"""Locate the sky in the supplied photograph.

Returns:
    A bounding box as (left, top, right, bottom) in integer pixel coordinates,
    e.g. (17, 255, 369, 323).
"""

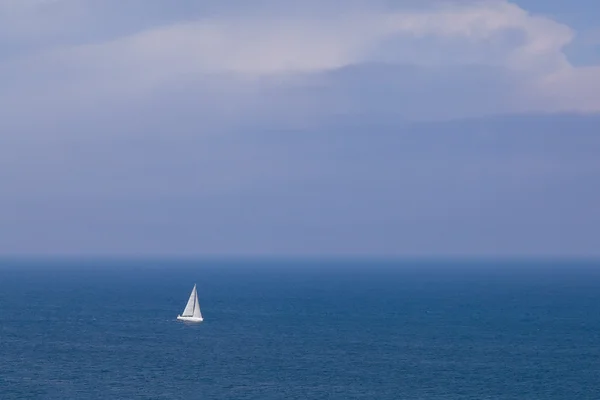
(0, 0, 599, 257)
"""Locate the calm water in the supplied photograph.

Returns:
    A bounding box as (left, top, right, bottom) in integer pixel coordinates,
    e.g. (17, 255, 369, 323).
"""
(1, 259, 600, 399)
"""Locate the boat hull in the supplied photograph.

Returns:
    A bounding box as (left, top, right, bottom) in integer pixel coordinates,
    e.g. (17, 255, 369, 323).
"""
(177, 315, 203, 323)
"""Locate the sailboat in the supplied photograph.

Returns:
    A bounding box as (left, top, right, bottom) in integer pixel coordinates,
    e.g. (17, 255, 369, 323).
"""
(177, 284, 204, 322)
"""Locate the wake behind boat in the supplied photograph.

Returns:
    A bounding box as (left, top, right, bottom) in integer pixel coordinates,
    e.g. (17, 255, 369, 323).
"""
(177, 284, 204, 322)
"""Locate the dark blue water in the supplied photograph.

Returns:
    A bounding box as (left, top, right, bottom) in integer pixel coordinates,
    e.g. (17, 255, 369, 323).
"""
(1, 259, 600, 399)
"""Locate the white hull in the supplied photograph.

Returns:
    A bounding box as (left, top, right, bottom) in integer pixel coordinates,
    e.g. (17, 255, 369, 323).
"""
(177, 315, 203, 323)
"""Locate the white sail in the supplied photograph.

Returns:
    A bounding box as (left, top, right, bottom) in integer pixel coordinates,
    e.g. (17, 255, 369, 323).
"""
(192, 288, 202, 320)
(178, 284, 203, 322)
(181, 284, 197, 316)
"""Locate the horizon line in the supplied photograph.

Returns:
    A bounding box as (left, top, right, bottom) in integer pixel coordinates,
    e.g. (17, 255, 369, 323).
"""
(1, 254, 599, 263)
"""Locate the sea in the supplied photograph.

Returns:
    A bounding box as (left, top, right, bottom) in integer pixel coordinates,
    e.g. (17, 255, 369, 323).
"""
(1, 259, 599, 399)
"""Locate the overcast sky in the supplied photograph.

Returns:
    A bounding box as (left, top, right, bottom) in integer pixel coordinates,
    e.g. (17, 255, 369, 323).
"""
(1, 0, 599, 257)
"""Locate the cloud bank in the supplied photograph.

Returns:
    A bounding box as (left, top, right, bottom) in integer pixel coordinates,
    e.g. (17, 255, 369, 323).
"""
(1, 0, 600, 132)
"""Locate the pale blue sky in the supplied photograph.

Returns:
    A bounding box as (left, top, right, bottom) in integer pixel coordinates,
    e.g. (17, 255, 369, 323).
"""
(0, 0, 599, 257)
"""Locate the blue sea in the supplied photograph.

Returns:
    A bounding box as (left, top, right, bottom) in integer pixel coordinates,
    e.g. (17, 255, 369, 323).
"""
(1, 259, 599, 399)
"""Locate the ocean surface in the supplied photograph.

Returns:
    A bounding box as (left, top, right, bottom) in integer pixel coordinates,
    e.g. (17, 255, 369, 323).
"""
(1, 259, 600, 399)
